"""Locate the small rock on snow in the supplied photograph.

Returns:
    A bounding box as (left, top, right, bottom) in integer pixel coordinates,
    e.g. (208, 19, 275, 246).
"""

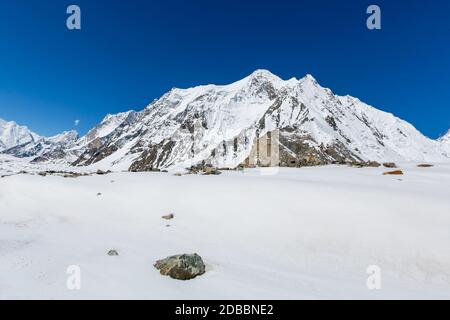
(108, 250, 119, 256)
(154, 254, 206, 280)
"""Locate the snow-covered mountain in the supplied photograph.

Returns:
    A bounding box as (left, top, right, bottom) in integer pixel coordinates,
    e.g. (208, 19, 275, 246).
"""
(0, 118, 40, 152)
(439, 129, 450, 155)
(1, 112, 137, 164)
(4, 130, 78, 162)
(69, 111, 139, 165)
(68, 70, 450, 170)
(3, 70, 450, 169)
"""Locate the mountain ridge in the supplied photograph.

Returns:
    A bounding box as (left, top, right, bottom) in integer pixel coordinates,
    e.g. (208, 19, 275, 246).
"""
(2, 70, 450, 169)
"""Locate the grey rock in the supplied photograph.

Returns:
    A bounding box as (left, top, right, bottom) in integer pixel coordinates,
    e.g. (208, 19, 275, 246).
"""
(154, 253, 206, 280)
(108, 249, 119, 256)
(162, 214, 174, 220)
(96, 169, 111, 175)
(202, 166, 221, 175)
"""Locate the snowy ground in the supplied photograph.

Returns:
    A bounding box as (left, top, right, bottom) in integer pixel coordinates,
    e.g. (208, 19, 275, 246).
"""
(1, 158, 450, 299)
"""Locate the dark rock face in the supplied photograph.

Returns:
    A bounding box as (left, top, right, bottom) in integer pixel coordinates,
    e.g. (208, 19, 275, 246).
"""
(154, 254, 206, 280)
(278, 131, 362, 168)
(129, 140, 176, 172)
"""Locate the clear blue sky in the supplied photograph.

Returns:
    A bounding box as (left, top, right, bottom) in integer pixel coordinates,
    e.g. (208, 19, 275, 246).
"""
(0, 0, 449, 138)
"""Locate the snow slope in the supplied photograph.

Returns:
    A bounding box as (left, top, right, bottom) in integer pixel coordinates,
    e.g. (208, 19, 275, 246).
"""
(1, 164, 450, 299)
(0, 154, 89, 177)
(439, 129, 450, 154)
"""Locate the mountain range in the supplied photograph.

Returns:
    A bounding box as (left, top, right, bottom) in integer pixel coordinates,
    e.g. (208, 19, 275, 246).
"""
(2, 70, 450, 170)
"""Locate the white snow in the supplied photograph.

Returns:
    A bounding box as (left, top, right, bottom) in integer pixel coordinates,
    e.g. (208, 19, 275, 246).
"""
(93, 112, 134, 139)
(439, 129, 450, 154)
(1, 162, 450, 299)
(0, 154, 89, 177)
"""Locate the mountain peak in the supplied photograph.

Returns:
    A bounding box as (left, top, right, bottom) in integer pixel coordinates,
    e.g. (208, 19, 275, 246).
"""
(48, 130, 79, 143)
(244, 69, 282, 83)
(248, 69, 277, 77)
(303, 74, 317, 82)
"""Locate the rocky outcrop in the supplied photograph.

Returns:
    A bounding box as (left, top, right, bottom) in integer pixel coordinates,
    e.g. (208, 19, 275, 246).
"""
(154, 254, 206, 280)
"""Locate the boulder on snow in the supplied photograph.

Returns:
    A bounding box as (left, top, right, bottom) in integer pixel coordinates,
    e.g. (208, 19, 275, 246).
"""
(365, 161, 381, 167)
(108, 250, 119, 256)
(417, 164, 434, 168)
(154, 253, 206, 280)
(350, 161, 381, 168)
(202, 166, 221, 175)
(96, 169, 111, 175)
(383, 162, 397, 168)
(162, 214, 174, 220)
(383, 170, 404, 175)
(187, 164, 221, 175)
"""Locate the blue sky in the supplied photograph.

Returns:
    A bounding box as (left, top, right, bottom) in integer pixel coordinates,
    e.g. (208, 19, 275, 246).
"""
(0, 0, 449, 138)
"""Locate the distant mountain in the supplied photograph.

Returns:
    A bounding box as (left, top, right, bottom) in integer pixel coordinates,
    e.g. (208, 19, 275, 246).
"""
(2, 70, 450, 169)
(4, 130, 78, 163)
(0, 118, 40, 152)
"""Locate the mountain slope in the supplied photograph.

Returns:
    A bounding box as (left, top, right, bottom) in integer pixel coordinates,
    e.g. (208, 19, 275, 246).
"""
(68, 70, 449, 171)
(0, 118, 40, 152)
(439, 129, 450, 155)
